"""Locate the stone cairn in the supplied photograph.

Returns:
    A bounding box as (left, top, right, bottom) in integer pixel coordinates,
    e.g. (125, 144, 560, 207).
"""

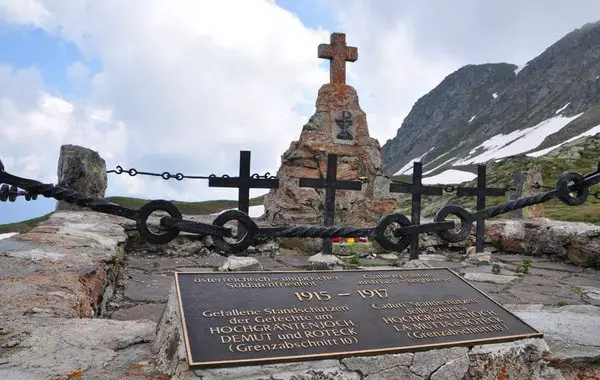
(56, 144, 107, 211)
(263, 33, 397, 228)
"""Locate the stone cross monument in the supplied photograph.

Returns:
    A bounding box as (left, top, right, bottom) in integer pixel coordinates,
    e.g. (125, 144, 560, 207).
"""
(318, 32, 358, 85)
(263, 32, 397, 229)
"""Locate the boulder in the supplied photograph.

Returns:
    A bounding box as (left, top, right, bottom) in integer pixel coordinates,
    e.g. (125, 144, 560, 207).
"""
(56, 144, 107, 211)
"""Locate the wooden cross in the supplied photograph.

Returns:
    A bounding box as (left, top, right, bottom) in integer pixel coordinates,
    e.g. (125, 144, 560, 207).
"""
(457, 165, 507, 253)
(318, 33, 358, 85)
(299, 154, 362, 255)
(209, 150, 279, 216)
(389, 162, 443, 259)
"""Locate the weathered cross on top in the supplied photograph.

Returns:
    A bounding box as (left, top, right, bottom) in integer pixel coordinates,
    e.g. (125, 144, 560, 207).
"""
(209, 150, 279, 219)
(457, 165, 507, 253)
(318, 33, 358, 85)
(389, 162, 443, 259)
(299, 154, 362, 255)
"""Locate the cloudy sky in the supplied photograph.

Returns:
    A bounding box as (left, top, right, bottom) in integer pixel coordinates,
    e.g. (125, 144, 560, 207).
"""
(1, 0, 599, 224)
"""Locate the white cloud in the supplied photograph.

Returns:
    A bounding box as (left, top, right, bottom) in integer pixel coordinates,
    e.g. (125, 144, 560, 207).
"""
(0, 0, 330, 202)
(0, 0, 49, 25)
(0, 65, 127, 183)
(328, 0, 458, 143)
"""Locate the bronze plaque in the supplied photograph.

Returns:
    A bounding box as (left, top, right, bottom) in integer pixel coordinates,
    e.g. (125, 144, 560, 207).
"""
(174, 268, 542, 367)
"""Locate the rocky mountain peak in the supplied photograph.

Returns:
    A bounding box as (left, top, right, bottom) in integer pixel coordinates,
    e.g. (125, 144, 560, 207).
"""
(382, 20, 600, 177)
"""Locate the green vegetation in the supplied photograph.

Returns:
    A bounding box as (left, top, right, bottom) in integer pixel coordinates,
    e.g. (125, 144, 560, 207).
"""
(491, 263, 501, 274)
(515, 258, 532, 275)
(446, 252, 458, 261)
(0, 213, 52, 234)
(557, 300, 568, 307)
(0, 195, 266, 233)
(106, 195, 265, 215)
(397, 134, 600, 225)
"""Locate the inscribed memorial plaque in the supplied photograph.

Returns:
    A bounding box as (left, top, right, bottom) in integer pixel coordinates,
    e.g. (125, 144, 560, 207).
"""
(174, 268, 542, 367)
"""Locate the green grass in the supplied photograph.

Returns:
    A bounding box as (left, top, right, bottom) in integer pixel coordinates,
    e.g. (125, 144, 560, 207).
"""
(403, 134, 600, 225)
(106, 195, 265, 215)
(0, 213, 52, 234)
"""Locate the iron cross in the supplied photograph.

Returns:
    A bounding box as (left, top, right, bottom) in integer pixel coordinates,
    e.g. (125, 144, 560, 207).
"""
(299, 154, 362, 254)
(318, 33, 358, 85)
(389, 162, 443, 260)
(209, 151, 279, 216)
(457, 165, 507, 253)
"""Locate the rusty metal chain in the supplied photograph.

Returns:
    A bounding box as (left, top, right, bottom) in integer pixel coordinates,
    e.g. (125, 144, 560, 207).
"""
(2, 158, 599, 256)
(107, 165, 276, 181)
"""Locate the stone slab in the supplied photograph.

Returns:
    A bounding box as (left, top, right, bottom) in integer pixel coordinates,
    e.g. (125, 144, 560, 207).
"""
(274, 252, 313, 268)
(463, 272, 519, 284)
(111, 303, 167, 323)
(126, 256, 200, 272)
(123, 271, 174, 302)
(254, 256, 290, 270)
(515, 305, 600, 362)
(0, 317, 156, 379)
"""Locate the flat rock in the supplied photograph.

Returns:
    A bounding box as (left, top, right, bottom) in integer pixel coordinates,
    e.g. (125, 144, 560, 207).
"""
(126, 256, 200, 272)
(515, 305, 600, 362)
(400, 260, 433, 269)
(418, 254, 448, 261)
(110, 303, 167, 323)
(275, 253, 312, 268)
(254, 255, 290, 270)
(463, 272, 519, 284)
(430, 354, 470, 380)
(412, 347, 468, 377)
(218, 256, 263, 271)
(581, 286, 600, 302)
(123, 271, 174, 302)
(190, 255, 228, 268)
(0, 317, 155, 379)
(379, 253, 399, 260)
(341, 353, 413, 375)
(309, 253, 343, 269)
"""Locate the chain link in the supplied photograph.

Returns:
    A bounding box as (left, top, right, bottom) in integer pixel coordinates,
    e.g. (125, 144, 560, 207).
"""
(107, 165, 276, 181)
(2, 159, 599, 256)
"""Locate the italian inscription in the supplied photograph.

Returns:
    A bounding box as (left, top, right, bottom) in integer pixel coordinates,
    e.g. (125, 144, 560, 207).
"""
(175, 268, 542, 367)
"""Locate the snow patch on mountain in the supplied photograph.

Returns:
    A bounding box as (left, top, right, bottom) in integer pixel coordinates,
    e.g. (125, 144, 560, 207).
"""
(423, 169, 476, 184)
(492, 92, 498, 99)
(394, 147, 434, 175)
(527, 123, 600, 157)
(555, 102, 570, 114)
(424, 157, 457, 175)
(453, 113, 584, 165)
(469, 115, 477, 123)
(514, 63, 528, 76)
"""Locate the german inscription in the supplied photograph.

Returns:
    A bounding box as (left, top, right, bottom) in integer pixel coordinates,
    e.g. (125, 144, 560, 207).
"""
(175, 268, 542, 367)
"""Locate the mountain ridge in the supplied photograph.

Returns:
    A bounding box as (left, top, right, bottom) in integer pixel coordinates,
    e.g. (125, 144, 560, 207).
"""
(382, 20, 600, 176)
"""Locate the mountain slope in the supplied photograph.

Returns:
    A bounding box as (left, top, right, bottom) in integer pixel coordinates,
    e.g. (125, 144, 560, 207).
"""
(382, 21, 600, 176)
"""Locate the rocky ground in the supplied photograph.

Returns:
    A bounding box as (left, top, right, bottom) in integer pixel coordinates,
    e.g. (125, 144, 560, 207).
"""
(0, 210, 599, 379)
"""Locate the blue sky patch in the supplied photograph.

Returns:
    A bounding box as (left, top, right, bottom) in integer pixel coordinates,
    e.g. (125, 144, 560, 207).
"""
(0, 22, 101, 95)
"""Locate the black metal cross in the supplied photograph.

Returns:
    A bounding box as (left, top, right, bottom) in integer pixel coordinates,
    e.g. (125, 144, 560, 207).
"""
(389, 162, 443, 260)
(457, 164, 506, 253)
(299, 154, 362, 255)
(209, 150, 279, 216)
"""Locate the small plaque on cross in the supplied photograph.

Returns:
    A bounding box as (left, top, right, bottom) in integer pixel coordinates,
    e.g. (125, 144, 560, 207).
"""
(332, 110, 355, 144)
